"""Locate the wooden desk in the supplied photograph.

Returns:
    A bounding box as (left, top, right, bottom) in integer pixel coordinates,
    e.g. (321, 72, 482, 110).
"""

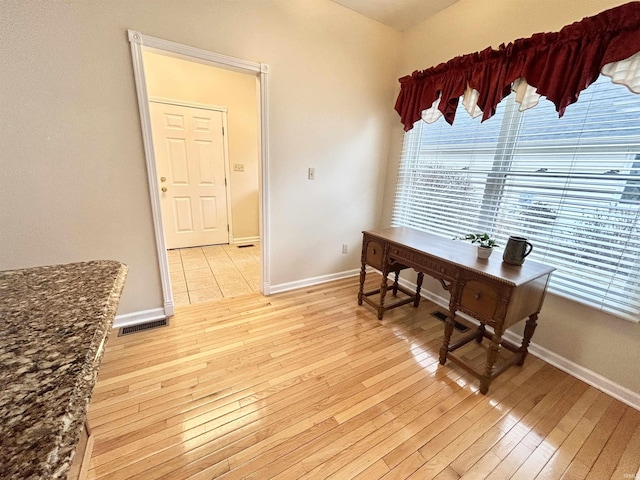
(358, 226, 555, 394)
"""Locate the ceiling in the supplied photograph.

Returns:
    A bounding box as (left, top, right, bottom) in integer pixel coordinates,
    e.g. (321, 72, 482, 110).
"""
(331, 0, 461, 31)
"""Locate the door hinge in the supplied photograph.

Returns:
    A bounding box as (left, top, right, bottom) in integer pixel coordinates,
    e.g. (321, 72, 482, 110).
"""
(222, 126, 225, 136)
(225, 178, 227, 187)
(227, 224, 230, 232)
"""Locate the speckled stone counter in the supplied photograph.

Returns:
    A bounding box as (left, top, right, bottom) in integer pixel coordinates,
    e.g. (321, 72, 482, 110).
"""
(0, 260, 127, 479)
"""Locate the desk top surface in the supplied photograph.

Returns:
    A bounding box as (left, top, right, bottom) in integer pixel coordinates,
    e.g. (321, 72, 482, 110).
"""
(0, 260, 127, 479)
(364, 226, 555, 287)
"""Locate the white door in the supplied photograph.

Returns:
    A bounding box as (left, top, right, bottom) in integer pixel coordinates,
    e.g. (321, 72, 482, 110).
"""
(150, 102, 229, 249)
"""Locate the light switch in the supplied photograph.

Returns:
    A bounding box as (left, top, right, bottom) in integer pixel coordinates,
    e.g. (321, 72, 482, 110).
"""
(308, 167, 315, 180)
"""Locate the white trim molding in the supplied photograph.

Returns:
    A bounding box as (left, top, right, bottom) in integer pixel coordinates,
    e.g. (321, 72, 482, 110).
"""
(128, 30, 263, 72)
(233, 236, 260, 246)
(164, 299, 174, 318)
(128, 32, 173, 319)
(501, 330, 640, 411)
(148, 96, 227, 113)
(258, 62, 270, 296)
(113, 308, 167, 329)
(127, 30, 271, 309)
(221, 110, 234, 245)
(116, 269, 365, 327)
(269, 269, 363, 294)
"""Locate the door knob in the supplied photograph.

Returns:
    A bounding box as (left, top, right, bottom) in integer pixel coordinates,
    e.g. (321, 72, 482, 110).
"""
(160, 177, 166, 182)
(161, 187, 167, 192)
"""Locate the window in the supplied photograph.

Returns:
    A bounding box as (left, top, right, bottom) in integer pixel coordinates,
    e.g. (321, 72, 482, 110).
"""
(392, 76, 640, 321)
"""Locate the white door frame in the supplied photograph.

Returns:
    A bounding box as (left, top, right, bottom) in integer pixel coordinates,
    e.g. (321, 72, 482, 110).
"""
(149, 97, 234, 246)
(128, 30, 271, 318)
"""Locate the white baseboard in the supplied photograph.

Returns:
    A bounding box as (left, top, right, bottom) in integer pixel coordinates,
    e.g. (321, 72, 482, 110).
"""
(163, 299, 174, 318)
(269, 268, 362, 294)
(113, 268, 361, 329)
(232, 236, 260, 246)
(501, 330, 640, 411)
(397, 277, 640, 411)
(113, 307, 167, 329)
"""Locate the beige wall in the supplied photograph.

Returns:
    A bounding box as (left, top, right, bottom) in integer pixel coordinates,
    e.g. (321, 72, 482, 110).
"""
(143, 51, 259, 241)
(0, 1, 400, 314)
(380, 0, 640, 394)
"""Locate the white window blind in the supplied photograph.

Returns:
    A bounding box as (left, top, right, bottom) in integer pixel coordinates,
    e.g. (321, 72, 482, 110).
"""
(392, 76, 640, 322)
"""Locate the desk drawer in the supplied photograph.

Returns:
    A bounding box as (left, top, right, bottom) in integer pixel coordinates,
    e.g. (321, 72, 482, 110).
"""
(460, 280, 499, 321)
(365, 240, 385, 270)
(388, 246, 455, 279)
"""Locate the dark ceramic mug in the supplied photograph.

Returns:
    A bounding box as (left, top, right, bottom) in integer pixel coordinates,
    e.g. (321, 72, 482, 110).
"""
(502, 236, 533, 265)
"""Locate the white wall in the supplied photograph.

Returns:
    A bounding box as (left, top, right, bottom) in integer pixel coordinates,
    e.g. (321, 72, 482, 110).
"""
(0, 0, 401, 313)
(380, 0, 640, 394)
(143, 51, 260, 241)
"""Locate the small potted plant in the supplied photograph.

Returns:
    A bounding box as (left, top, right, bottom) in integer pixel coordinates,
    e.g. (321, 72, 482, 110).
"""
(458, 233, 499, 259)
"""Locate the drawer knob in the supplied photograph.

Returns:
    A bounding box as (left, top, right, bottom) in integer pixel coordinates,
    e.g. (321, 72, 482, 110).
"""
(372, 249, 376, 255)
(475, 291, 482, 300)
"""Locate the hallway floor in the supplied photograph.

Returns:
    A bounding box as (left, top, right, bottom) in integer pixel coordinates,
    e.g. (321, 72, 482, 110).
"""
(167, 243, 260, 306)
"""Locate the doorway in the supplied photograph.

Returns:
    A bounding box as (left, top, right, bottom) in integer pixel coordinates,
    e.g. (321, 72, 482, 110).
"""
(167, 244, 261, 304)
(129, 30, 271, 316)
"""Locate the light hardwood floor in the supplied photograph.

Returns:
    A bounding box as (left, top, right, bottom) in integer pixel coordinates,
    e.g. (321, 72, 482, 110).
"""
(87, 275, 640, 479)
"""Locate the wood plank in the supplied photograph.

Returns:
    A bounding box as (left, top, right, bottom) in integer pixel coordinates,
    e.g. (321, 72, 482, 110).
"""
(451, 373, 581, 477)
(245, 371, 461, 480)
(457, 376, 587, 480)
(84, 277, 638, 480)
(407, 365, 566, 479)
(584, 405, 640, 480)
(381, 360, 550, 472)
(608, 409, 640, 480)
(488, 385, 601, 479)
(519, 393, 614, 479)
(550, 399, 626, 479)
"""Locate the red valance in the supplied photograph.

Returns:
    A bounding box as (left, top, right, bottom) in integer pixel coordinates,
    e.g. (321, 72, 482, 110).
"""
(395, 2, 640, 131)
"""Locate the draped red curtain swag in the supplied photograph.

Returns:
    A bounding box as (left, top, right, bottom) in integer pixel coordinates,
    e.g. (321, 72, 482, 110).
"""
(395, 2, 640, 131)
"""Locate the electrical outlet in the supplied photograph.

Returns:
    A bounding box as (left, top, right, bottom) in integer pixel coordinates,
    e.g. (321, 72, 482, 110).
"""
(308, 167, 315, 180)
(342, 244, 348, 254)
(233, 163, 244, 172)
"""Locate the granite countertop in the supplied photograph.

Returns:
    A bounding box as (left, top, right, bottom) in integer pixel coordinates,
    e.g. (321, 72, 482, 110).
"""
(0, 260, 127, 479)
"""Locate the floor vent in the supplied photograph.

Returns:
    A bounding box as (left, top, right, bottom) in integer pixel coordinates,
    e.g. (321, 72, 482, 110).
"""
(431, 310, 469, 332)
(118, 318, 168, 336)
(237, 244, 254, 248)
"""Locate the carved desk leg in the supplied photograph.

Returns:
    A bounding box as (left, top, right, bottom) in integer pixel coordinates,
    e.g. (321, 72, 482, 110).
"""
(414, 272, 424, 307)
(475, 323, 486, 343)
(517, 313, 538, 366)
(377, 264, 390, 320)
(440, 285, 460, 364)
(480, 326, 504, 394)
(392, 267, 400, 296)
(439, 314, 456, 365)
(357, 260, 366, 306)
